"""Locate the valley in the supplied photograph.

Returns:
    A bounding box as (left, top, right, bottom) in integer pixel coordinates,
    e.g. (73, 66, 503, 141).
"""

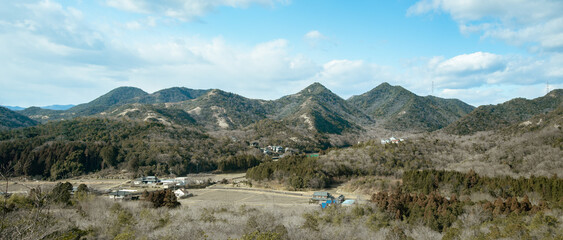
(1, 83, 561, 239)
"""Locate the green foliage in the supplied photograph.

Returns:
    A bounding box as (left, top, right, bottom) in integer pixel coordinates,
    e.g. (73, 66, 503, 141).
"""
(246, 155, 330, 189)
(0, 106, 37, 130)
(217, 155, 262, 172)
(446, 89, 562, 135)
(301, 212, 319, 231)
(0, 118, 268, 178)
(321, 140, 432, 177)
(403, 169, 563, 203)
(347, 82, 474, 132)
(69, 86, 148, 116)
(144, 190, 180, 208)
(50, 182, 73, 205)
(371, 189, 465, 232)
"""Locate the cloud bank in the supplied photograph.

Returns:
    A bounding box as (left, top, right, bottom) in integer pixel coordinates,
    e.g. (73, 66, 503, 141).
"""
(0, 0, 561, 108)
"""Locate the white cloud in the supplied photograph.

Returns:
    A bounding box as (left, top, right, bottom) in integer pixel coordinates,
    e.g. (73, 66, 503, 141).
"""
(305, 30, 325, 40)
(436, 52, 505, 76)
(408, 0, 563, 52)
(106, 0, 288, 21)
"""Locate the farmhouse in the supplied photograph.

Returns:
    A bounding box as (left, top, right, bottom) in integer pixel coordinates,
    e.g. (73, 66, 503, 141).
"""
(108, 190, 140, 201)
(174, 189, 193, 199)
(133, 176, 160, 185)
(312, 191, 333, 201)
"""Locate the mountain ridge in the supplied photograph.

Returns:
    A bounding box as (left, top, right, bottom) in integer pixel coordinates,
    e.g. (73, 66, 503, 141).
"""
(0, 106, 38, 130)
(445, 89, 563, 135)
(348, 82, 475, 132)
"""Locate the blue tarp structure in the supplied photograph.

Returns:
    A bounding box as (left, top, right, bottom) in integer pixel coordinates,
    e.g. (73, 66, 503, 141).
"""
(321, 202, 327, 209)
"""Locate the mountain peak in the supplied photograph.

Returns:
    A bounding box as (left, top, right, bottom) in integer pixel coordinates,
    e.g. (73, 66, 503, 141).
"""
(299, 82, 332, 95)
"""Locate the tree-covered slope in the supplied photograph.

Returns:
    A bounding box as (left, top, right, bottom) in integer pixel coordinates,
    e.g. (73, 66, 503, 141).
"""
(173, 89, 269, 129)
(348, 82, 474, 132)
(101, 103, 198, 126)
(0, 106, 38, 130)
(136, 87, 209, 104)
(0, 117, 265, 179)
(445, 89, 562, 135)
(269, 82, 372, 134)
(68, 86, 149, 116)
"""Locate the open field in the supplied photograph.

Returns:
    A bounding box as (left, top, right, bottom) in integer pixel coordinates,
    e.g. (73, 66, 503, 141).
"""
(180, 188, 313, 208)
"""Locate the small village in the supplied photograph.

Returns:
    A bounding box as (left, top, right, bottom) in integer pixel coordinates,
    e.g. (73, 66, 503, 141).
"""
(250, 141, 299, 160)
(380, 136, 405, 145)
(102, 175, 357, 209)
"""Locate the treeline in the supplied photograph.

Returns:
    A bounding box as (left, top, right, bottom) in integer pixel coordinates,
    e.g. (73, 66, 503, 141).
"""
(217, 155, 262, 172)
(483, 196, 546, 216)
(320, 140, 432, 177)
(370, 189, 549, 233)
(246, 156, 330, 189)
(402, 169, 563, 203)
(0, 118, 261, 179)
(371, 189, 464, 232)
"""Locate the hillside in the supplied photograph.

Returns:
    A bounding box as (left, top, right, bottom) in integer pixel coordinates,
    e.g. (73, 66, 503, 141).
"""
(68, 86, 149, 116)
(348, 82, 474, 131)
(269, 82, 372, 134)
(0, 106, 38, 130)
(100, 104, 198, 126)
(0, 117, 267, 179)
(173, 89, 269, 129)
(136, 87, 209, 104)
(445, 89, 563, 135)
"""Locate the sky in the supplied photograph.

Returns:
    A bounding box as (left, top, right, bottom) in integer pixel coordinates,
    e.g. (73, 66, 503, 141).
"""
(1, 0, 562, 107)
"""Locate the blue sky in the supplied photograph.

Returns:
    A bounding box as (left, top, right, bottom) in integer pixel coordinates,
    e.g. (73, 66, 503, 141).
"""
(1, 0, 562, 107)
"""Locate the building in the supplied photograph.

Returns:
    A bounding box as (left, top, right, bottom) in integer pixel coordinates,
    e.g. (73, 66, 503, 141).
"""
(312, 191, 333, 201)
(174, 189, 193, 199)
(108, 190, 139, 201)
(342, 199, 356, 206)
(273, 146, 284, 153)
(133, 176, 160, 185)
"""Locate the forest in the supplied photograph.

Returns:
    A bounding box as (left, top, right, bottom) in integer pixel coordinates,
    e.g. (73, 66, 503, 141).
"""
(0, 118, 270, 179)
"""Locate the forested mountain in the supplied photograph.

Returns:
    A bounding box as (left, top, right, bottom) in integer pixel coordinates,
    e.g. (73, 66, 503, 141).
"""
(269, 82, 372, 134)
(445, 89, 563, 135)
(348, 82, 475, 131)
(0, 106, 37, 130)
(67, 86, 149, 116)
(135, 87, 209, 104)
(0, 118, 267, 179)
(173, 89, 269, 129)
(15, 83, 478, 133)
(101, 104, 198, 126)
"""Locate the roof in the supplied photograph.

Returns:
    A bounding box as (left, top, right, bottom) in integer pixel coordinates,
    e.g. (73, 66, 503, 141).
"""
(109, 190, 134, 196)
(313, 191, 329, 196)
(342, 199, 356, 205)
(175, 189, 189, 194)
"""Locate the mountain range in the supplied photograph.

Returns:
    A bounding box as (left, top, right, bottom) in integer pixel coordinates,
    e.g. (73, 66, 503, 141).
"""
(2, 83, 561, 136)
(0, 106, 37, 130)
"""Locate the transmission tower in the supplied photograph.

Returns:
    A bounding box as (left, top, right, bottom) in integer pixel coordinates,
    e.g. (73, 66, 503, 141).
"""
(546, 79, 550, 94)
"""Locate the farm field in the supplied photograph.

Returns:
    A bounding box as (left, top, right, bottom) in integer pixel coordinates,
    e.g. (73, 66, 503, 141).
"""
(180, 188, 312, 207)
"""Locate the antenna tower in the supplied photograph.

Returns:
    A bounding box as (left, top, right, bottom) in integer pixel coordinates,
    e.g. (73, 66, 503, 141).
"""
(546, 79, 549, 94)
